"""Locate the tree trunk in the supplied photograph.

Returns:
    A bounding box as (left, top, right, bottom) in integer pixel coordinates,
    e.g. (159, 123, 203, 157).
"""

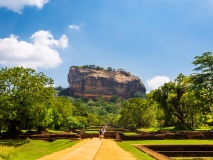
(37, 126, 47, 134)
(8, 121, 21, 134)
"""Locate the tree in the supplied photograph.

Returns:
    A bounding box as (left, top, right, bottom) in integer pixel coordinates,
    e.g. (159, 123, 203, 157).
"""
(87, 113, 99, 126)
(64, 116, 83, 130)
(180, 89, 205, 128)
(73, 102, 87, 117)
(150, 83, 171, 127)
(0, 67, 55, 132)
(151, 74, 204, 129)
(109, 95, 120, 103)
(107, 67, 112, 71)
(192, 52, 213, 107)
(51, 96, 73, 129)
(133, 91, 146, 98)
(146, 92, 165, 130)
(55, 86, 63, 91)
(58, 88, 70, 96)
(119, 98, 155, 130)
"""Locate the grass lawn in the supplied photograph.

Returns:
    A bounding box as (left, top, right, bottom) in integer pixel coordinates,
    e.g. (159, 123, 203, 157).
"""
(117, 139, 213, 160)
(85, 130, 99, 134)
(0, 139, 80, 160)
(1, 138, 213, 160)
(123, 132, 139, 136)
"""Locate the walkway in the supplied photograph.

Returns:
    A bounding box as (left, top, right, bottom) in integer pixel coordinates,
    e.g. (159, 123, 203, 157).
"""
(37, 138, 136, 160)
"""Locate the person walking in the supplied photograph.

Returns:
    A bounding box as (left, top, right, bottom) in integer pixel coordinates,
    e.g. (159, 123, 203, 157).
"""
(99, 127, 104, 139)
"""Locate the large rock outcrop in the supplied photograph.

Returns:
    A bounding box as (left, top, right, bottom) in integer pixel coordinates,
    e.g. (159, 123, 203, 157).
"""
(68, 66, 146, 100)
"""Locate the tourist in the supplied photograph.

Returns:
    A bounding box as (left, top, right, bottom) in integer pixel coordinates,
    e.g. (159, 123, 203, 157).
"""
(99, 128, 104, 139)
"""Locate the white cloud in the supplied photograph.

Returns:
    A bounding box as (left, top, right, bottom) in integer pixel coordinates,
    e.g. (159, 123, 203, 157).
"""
(0, 0, 49, 13)
(146, 76, 170, 91)
(68, 25, 80, 31)
(0, 30, 68, 69)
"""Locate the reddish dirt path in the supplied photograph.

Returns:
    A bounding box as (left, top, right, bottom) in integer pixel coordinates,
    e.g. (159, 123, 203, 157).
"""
(37, 138, 136, 160)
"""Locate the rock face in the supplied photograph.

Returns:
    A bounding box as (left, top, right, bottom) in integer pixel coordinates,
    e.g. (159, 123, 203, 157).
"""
(68, 66, 146, 100)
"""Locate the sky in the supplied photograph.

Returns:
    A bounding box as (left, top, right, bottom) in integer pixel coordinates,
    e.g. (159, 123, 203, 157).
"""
(0, 0, 213, 92)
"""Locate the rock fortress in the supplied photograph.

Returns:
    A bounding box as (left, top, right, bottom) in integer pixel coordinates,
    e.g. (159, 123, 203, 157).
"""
(68, 66, 146, 100)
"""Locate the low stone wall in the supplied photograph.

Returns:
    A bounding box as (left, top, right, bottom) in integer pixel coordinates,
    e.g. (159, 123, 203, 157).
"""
(140, 144, 213, 158)
(1, 133, 79, 141)
(1, 130, 213, 141)
(120, 131, 213, 140)
(80, 131, 117, 139)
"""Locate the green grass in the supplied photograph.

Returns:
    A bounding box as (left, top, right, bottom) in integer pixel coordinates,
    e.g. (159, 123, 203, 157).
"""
(194, 126, 212, 131)
(0, 146, 14, 160)
(0, 139, 80, 160)
(117, 141, 155, 160)
(139, 125, 213, 132)
(138, 128, 159, 132)
(47, 129, 67, 133)
(117, 139, 213, 160)
(85, 130, 99, 134)
(123, 132, 139, 136)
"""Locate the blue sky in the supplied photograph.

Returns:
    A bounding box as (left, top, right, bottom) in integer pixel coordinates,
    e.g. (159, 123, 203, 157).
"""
(0, 0, 213, 92)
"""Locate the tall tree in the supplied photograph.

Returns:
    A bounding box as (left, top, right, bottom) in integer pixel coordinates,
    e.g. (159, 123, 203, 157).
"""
(151, 74, 204, 129)
(51, 96, 73, 129)
(119, 98, 155, 130)
(192, 52, 213, 107)
(0, 67, 55, 132)
(150, 83, 171, 127)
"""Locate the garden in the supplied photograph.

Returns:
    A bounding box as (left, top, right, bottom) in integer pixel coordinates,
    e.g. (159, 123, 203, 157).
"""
(1, 52, 213, 159)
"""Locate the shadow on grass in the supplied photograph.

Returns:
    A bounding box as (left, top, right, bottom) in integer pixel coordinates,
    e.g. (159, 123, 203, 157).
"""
(0, 139, 30, 147)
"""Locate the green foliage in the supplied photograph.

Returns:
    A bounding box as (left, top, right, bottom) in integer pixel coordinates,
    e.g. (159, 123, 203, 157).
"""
(51, 96, 73, 129)
(73, 102, 88, 117)
(87, 113, 99, 126)
(71, 65, 124, 72)
(81, 65, 105, 70)
(109, 95, 120, 103)
(3, 52, 213, 133)
(107, 67, 113, 71)
(58, 88, 70, 96)
(119, 98, 156, 129)
(65, 116, 84, 130)
(0, 67, 55, 132)
(192, 52, 213, 109)
(54, 86, 63, 91)
(87, 99, 96, 106)
(149, 73, 210, 130)
(68, 96, 122, 127)
(133, 91, 146, 98)
(112, 115, 121, 126)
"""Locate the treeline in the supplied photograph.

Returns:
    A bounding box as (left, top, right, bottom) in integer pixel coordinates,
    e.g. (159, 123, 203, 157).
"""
(120, 52, 213, 130)
(71, 65, 124, 71)
(1, 52, 213, 133)
(0, 66, 123, 133)
(65, 52, 213, 130)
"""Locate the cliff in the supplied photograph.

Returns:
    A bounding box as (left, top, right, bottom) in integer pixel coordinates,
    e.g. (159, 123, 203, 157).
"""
(67, 66, 146, 100)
